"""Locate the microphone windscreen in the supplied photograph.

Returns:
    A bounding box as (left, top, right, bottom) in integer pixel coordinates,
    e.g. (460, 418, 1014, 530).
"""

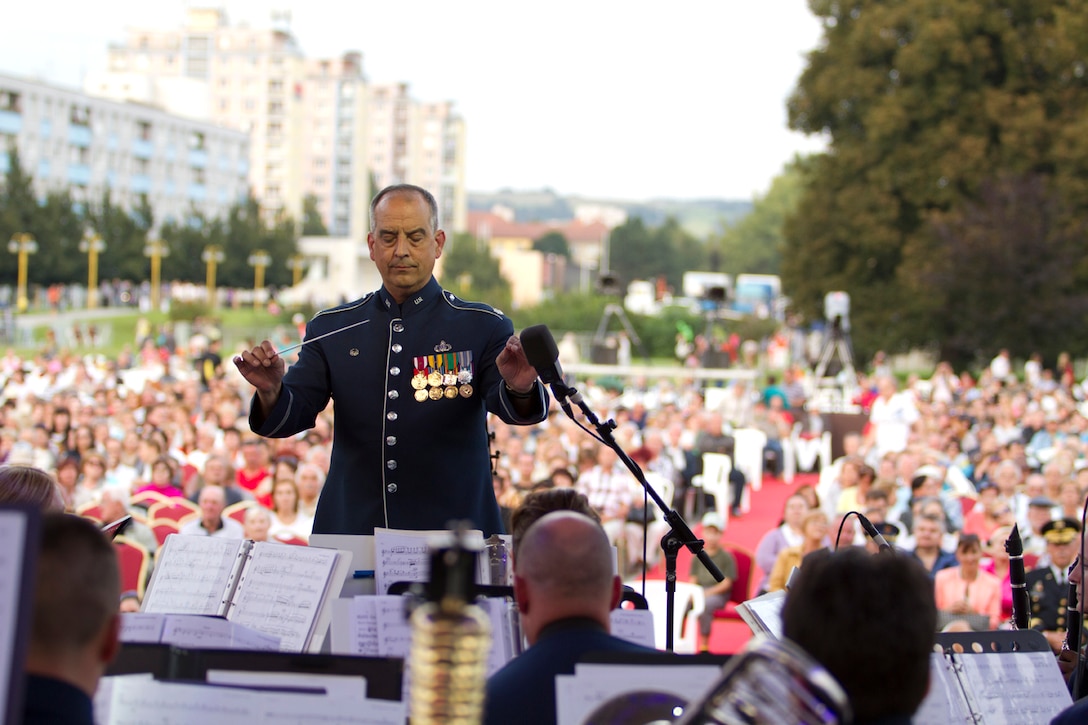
(520, 324, 559, 369)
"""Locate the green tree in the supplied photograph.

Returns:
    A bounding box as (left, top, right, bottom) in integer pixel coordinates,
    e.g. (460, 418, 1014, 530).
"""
(438, 232, 512, 312)
(716, 156, 809, 276)
(532, 230, 570, 258)
(301, 194, 328, 236)
(87, 192, 154, 283)
(783, 0, 1088, 363)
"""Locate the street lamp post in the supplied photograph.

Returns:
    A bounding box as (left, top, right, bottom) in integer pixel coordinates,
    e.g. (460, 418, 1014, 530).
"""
(7, 233, 39, 312)
(202, 245, 225, 308)
(142, 238, 169, 312)
(287, 254, 306, 287)
(247, 250, 271, 310)
(79, 230, 106, 309)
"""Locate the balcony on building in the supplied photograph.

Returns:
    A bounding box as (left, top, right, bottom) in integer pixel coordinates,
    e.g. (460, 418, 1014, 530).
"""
(130, 174, 151, 194)
(68, 163, 92, 185)
(132, 138, 154, 159)
(188, 183, 206, 202)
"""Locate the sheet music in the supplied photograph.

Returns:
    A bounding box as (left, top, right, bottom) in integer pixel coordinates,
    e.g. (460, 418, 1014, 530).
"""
(609, 609, 656, 649)
(106, 678, 407, 725)
(736, 590, 786, 639)
(206, 669, 368, 701)
(373, 527, 486, 595)
(373, 595, 413, 658)
(159, 614, 281, 651)
(955, 651, 1072, 725)
(107, 679, 252, 725)
(119, 612, 167, 644)
(914, 652, 975, 725)
(228, 543, 342, 652)
(0, 510, 28, 725)
(348, 596, 381, 656)
(556, 663, 722, 725)
(95, 674, 153, 725)
(479, 597, 516, 675)
(142, 535, 246, 615)
(373, 529, 433, 596)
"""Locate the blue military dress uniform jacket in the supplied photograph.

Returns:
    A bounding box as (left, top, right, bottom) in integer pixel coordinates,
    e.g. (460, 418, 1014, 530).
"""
(251, 277, 548, 535)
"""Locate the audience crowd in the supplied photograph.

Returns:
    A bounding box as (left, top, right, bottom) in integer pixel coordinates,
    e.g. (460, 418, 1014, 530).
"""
(3, 325, 1088, 657)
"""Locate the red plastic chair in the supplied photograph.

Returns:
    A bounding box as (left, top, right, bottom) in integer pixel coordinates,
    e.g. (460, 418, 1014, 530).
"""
(713, 544, 755, 621)
(114, 535, 151, 600)
(131, 489, 171, 510)
(147, 498, 200, 524)
(76, 501, 105, 522)
(223, 501, 258, 525)
(150, 518, 181, 547)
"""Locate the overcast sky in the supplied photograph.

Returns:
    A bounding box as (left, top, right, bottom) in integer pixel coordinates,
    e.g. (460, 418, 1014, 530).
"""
(1, 1, 829, 202)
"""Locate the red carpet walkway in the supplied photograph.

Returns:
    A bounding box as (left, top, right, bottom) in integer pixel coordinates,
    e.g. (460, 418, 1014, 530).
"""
(633, 472, 814, 654)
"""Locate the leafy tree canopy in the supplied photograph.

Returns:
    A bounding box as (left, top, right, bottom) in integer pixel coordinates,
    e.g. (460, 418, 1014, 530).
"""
(783, 0, 1088, 367)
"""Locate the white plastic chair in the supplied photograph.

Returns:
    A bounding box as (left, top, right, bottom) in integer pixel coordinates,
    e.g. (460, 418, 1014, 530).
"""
(624, 579, 705, 653)
(732, 428, 767, 492)
(691, 453, 732, 527)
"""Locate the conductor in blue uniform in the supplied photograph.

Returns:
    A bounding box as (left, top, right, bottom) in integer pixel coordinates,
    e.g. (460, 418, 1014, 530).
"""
(235, 184, 548, 535)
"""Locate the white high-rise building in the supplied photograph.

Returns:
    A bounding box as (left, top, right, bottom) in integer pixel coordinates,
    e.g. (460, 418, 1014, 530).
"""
(90, 8, 467, 236)
(368, 84, 467, 233)
(0, 72, 249, 225)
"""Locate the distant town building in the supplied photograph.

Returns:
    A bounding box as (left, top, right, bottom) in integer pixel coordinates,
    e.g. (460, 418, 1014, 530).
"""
(0, 71, 249, 225)
(88, 7, 467, 235)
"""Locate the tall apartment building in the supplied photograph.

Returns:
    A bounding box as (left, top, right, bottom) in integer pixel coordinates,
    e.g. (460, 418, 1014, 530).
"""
(90, 8, 467, 236)
(88, 7, 310, 225)
(368, 85, 467, 233)
(0, 72, 249, 225)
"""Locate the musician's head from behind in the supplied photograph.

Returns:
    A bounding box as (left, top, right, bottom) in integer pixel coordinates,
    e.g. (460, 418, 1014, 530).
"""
(509, 488, 600, 555)
(781, 547, 936, 724)
(513, 511, 619, 646)
(27, 513, 121, 696)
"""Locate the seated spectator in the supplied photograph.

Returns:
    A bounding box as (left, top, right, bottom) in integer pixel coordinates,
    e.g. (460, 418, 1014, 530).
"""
(132, 456, 184, 500)
(242, 506, 272, 542)
(180, 485, 244, 538)
(782, 547, 936, 724)
(960, 481, 1012, 540)
(910, 513, 958, 577)
(118, 590, 141, 613)
(689, 512, 736, 652)
(768, 509, 829, 592)
(755, 493, 809, 595)
(1026, 517, 1081, 653)
(484, 512, 655, 725)
(0, 464, 64, 511)
(295, 462, 325, 518)
(934, 533, 1002, 630)
(981, 525, 1014, 623)
(189, 454, 252, 508)
(268, 478, 313, 542)
(22, 513, 121, 724)
(98, 484, 158, 558)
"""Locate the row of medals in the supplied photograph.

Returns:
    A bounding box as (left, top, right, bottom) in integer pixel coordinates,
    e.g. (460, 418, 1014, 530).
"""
(411, 370, 473, 401)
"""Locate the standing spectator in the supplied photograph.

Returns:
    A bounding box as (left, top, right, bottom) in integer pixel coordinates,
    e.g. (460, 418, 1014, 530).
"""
(864, 376, 920, 462)
(989, 348, 1012, 384)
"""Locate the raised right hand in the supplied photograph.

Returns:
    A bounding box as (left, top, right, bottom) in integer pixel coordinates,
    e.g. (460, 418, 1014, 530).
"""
(233, 340, 286, 400)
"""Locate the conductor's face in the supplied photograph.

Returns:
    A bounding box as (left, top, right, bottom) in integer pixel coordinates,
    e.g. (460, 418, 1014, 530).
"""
(368, 191, 446, 304)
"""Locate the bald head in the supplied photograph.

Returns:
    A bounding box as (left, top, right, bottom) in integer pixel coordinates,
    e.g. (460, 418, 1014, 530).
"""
(514, 512, 619, 643)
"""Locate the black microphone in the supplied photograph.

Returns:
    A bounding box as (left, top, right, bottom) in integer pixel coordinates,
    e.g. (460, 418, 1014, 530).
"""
(520, 325, 582, 404)
(856, 513, 892, 553)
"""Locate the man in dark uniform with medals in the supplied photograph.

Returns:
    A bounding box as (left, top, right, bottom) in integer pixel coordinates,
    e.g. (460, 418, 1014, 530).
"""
(235, 184, 548, 535)
(1027, 517, 1081, 653)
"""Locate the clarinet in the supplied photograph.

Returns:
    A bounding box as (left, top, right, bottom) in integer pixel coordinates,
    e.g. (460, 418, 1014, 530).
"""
(1006, 524, 1029, 630)
(1065, 557, 1082, 655)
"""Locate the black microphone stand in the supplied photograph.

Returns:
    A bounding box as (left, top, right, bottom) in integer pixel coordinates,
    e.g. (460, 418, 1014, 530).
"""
(550, 378, 724, 652)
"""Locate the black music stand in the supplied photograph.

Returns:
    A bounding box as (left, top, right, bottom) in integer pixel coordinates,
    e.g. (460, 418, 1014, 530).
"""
(0, 505, 41, 725)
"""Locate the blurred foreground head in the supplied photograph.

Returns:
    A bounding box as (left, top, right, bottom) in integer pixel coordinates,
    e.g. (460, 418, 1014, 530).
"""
(782, 547, 936, 723)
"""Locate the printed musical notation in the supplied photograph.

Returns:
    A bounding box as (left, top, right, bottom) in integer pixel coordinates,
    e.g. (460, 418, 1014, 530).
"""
(142, 535, 244, 616)
(228, 543, 342, 653)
